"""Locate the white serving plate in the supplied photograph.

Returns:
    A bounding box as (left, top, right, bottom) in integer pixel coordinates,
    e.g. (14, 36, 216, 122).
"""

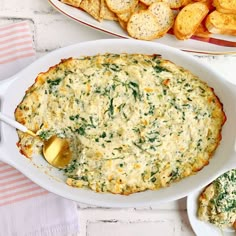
(0, 39, 235, 208)
(48, 0, 236, 55)
(187, 186, 236, 236)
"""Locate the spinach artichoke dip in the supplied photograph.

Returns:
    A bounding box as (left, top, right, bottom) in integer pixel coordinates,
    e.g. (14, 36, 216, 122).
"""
(198, 169, 236, 229)
(15, 53, 226, 195)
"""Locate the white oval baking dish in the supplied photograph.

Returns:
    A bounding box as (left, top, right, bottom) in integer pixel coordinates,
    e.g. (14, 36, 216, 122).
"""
(0, 39, 235, 207)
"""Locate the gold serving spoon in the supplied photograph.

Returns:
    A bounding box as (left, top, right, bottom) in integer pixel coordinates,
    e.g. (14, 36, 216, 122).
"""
(0, 112, 72, 168)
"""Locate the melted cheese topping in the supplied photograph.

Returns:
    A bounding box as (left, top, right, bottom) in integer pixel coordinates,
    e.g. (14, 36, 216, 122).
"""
(198, 169, 236, 229)
(15, 53, 225, 194)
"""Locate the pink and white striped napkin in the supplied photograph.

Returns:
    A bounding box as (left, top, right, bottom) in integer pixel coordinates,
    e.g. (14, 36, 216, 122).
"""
(0, 21, 36, 79)
(0, 21, 79, 236)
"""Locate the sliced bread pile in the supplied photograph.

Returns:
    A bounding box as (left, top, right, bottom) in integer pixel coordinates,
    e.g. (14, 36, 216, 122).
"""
(127, 2, 175, 40)
(174, 0, 236, 39)
(60, 0, 236, 40)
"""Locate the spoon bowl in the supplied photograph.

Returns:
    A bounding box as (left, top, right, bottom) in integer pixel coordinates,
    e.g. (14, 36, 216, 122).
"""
(0, 112, 72, 168)
(43, 135, 72, 168)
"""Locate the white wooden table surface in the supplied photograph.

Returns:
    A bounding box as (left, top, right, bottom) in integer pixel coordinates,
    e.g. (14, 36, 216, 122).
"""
(1, 1, 235, 236)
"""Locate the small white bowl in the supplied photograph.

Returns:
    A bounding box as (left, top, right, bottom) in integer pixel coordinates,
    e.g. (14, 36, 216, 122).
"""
(187, 187, 235, 236)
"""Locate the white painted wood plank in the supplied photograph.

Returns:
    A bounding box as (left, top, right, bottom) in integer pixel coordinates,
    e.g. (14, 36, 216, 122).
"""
(87, 221, 176, 236)
(77, 208, 195, 236)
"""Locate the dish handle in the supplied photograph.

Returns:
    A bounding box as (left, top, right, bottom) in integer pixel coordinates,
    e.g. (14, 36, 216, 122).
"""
(0, 75, 17, 96)
(0, 76, 17, 165)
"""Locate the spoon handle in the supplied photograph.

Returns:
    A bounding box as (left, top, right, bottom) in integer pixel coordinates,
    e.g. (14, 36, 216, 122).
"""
(0, 112, 36, 136)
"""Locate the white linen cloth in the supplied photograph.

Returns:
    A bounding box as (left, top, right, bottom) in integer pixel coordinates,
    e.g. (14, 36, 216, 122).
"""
(0, 21, 79, 236)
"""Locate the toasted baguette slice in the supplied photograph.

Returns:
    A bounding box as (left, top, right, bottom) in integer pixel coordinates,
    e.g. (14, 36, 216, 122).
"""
(173, 2, 209, 40)
(213, 0, 236, 14)
(105, 0, 139, 14)
(100, 0, 118, 20)
(149, 2, 175, 35)
(117, 2, 147, 22)
(162, 0, 182, 9)
(139, 0, 162, 6)
(60, 0, 82, 7)
(127, 10, 161, 40)
(197, 0, 215, 11)
(118, 18, 128, 30)
(181, 0, 194, 7)
(193, 22, 211, 38)
(205, 10, 236, 35)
